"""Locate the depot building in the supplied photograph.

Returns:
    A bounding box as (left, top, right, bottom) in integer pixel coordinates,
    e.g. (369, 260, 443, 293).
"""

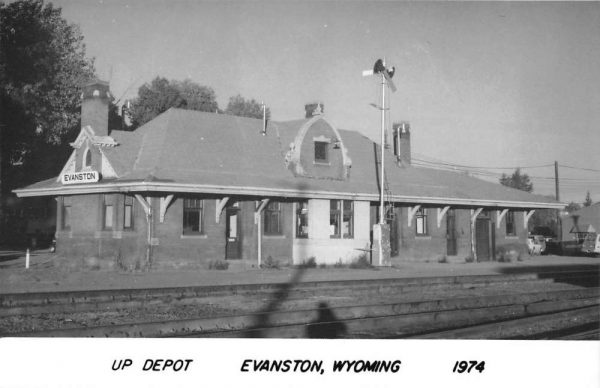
(15, 81, 564, 270)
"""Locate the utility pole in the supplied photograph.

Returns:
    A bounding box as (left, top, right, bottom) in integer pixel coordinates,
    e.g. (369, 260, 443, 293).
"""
(555, 161, 562, 242)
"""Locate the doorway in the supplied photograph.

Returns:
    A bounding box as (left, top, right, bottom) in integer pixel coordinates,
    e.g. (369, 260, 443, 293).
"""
(475, 211, 493, 261)
(225, 205, 241, 259)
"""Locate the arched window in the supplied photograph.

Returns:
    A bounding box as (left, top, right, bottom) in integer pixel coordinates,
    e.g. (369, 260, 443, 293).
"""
(84, 148, 92, 167)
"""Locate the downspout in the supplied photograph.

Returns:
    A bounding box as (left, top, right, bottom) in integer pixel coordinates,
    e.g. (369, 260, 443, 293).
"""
(255, 199, 270, 268)
(135, 195, 153, 269)
(257, 215, 262, 267)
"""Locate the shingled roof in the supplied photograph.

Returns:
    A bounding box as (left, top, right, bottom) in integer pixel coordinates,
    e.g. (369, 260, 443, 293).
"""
(15, 108, 563, 209)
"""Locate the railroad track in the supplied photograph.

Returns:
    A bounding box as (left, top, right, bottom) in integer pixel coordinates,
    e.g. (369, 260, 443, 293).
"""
(2, 270, 598, 339)
(1, 272, 582, 317)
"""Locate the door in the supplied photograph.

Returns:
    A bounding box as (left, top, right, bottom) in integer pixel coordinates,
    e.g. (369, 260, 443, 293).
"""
(446, 209, 457, 256)
(225, 206, 241, 259)
(386, 208, 399, 257)
(475, 216, 491, 261)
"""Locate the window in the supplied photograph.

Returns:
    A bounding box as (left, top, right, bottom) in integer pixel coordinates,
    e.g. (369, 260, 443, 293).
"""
(183, 198, 204, 235)
(61, 196, 71, 230)
(314, 141, 328, 163)
(330, 200, 354, 238)
(343, 200, 354, 238)
(296, 201, 309, 238)
(102, 195, 114, 230)
(84, 148, 92, 167)
(123, 195, 134, 230)
(416, 208, 428, 235)
(505, 211, 515, 236)
(264, 201, 282, 235)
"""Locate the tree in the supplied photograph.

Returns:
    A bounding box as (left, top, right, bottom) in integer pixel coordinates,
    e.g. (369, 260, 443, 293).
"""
(127, 77, 218, 127)
(565, 202, 581, 214)
(0, 0, 95, 239)
(583, 191, 593, 207)
(225, 94, 270, 120)
(499, 168, 533, 193)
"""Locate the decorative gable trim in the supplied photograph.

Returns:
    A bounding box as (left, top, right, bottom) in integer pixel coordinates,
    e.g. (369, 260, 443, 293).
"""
(98, 147, 118, 178)
(285, 116, 352, 177)
(55, 150, 77, 182)
(69, 125, 119, 149)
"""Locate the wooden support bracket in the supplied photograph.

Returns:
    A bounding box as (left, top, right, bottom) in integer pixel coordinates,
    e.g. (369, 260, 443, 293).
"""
(524, 210, 536, 229)
(159, 194, 174, 223)
(215, 197, 230, 223)
(255, 199, 270, 224)
(471, 207, 483, 224)
(437, 206, 450, 228)
(496, 209, 509, 229)
(407, 205, 421, 227)
(134, 194, 151, 216)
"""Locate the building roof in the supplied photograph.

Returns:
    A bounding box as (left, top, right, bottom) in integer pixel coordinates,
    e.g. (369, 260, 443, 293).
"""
(15, 108, 564, 209)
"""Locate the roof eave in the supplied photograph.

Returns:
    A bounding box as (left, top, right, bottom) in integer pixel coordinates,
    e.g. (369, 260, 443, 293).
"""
(13, 181, 566, 209)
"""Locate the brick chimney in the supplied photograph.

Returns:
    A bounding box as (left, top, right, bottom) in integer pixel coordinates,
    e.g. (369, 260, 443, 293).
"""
(305, 102, 324, 118)
(81, 80, 111, 137)
(392, 122, 411, 165)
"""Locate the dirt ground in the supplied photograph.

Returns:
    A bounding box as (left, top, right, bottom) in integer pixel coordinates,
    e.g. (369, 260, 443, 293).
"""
(0, 250, 598, 294)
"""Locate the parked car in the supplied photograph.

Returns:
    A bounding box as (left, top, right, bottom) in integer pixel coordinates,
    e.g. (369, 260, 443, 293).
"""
(527, 235, 546, 255)
(582, 233, 600, 256)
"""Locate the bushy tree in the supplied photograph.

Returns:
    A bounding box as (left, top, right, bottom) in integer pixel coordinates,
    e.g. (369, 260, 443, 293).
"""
(127, 77, 218, 127)
(583, 191, 593, 207)
(0, 0, 96, 236)
(499, 168, 533, 193)
(225, 94, 270, 120)
(565, 201, 581, 214)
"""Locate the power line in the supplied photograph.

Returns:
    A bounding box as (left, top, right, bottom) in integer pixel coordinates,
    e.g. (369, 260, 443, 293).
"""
(559, 164, 600, 173)
(412, 154, 555, 170)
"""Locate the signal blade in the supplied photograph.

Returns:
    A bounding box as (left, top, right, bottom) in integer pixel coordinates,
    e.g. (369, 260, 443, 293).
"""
(383, 71, 397, 92)
(362, 69, 374, 77)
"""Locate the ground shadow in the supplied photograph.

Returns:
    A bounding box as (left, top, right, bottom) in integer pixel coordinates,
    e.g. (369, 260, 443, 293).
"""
(246, 266, 306, 337)
(498, 264, 600, 288)
(305, 301, 348, 339)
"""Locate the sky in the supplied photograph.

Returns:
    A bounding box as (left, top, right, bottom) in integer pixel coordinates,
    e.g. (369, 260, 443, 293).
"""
(53, 0, 600, 204)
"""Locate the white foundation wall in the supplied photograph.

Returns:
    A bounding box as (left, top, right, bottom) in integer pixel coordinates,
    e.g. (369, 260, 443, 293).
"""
(292, 199, 371, 264)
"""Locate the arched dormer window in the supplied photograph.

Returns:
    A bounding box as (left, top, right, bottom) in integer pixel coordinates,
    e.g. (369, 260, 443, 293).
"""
(83, 148, 92, 168)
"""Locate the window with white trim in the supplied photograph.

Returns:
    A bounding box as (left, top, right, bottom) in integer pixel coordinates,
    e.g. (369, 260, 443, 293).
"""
(183, 198, 204, 235)
(123, 195, 134, 230)
(102, 195, 114, 230)
(296, 201, 308, 238)
(264, 201, 282, 235)
(330, 200, 354, 238)
(415, 208, 428, 235)
(505, 211, 515, 236)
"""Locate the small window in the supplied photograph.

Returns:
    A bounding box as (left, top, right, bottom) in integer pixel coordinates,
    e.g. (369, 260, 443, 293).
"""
(264, 201, 282, 235)
(123, 195, 134, 230)
(416, 208, 428, 235)
(84, 148, 92, 167)
(61, 196, 72, 230)
(183, 198, 204, 235)
(296, 201, 309, 238)
(102, 195, 114, 230)
(506, 211, 515, 236)
(314, 141, 328, 163)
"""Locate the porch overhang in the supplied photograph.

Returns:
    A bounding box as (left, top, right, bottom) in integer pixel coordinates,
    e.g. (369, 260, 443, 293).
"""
(13, 180, 566, 210)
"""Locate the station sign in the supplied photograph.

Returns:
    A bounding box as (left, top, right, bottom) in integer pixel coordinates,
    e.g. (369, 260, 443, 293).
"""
(61, 170, 100, 185)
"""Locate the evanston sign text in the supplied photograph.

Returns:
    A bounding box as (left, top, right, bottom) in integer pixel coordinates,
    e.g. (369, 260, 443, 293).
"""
(61, 171, 100, 185)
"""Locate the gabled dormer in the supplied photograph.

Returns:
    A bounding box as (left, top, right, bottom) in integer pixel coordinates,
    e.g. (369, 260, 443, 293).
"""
(285, 103, 352, 180)
(56, 80, 119, 183)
